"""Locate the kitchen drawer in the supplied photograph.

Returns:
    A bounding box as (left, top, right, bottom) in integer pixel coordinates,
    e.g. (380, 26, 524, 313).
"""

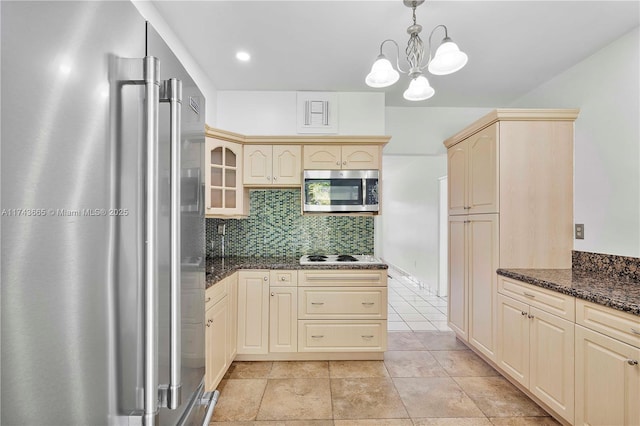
(298, 287, 387, 319)
(576, 299, 640, 349)
(498, 277, 575, 321)
(298, 270, 387, 287)
(270, 270, 297, 287)
(298, 320, 387, 352)
(205, 277, 228, 311)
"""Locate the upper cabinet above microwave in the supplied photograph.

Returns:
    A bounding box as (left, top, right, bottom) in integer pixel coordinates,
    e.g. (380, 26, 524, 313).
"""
(303, 145, 381, 170)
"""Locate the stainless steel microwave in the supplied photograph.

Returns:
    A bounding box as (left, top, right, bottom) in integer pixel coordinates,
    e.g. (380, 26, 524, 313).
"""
(303, 170, 379, 213)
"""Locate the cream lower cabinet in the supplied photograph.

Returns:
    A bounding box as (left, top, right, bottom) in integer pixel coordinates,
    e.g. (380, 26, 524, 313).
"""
(269, 286, 298, 353)
(297, 270, 387, 353)
(448, 213, 498, 362)
(237, 271, 270, 355)
(227, 272, 238, 361)
(574, 300, 640, 426)
(205, 278, 231, 391)
(497, 293, 575, 424)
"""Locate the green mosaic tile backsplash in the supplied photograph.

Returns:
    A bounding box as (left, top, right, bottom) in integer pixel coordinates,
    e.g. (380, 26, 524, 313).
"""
(206, 190, 374, 257)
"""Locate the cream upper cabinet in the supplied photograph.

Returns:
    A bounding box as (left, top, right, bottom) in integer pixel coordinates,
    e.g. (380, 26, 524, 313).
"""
(244, 145, 301, 186)
(448, 123, 498, 216)
(205, 137, 248, 217)
(304, 145, 380, 170)
(237, 271, 270, 355)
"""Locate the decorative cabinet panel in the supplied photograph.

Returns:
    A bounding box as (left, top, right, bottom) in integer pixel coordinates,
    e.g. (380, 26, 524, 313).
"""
(244, 145, 301, 186)
(448, 123, 498, 216)
(304, 145, 380, 170)
(205, 137, 248, 217)
(448, 213, 498, 361)
(205, 277, 233, 391)
(269, 286, 298, 353)
(237, 271, 270, 355)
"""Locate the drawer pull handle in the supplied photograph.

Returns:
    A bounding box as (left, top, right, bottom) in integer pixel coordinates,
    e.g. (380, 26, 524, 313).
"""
(361, 335, 374, 339)
(523, 292, 536, 298)
(205, 297, 211, 302)
(631, 328, 640, 335)
(311, 335, 324, 338)
(627, 359, 639, 366)
(362, 302, 375, 306)
(311, 302, 325, 305)
(521, 311, 527, 316)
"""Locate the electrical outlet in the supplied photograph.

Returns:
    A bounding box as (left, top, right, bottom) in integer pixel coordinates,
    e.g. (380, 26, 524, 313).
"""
(575, 224, 584, 240)
(217, 224, 226, 235)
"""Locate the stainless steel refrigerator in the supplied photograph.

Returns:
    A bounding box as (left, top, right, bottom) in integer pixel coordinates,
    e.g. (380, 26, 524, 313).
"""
(1, 1, 216, 424)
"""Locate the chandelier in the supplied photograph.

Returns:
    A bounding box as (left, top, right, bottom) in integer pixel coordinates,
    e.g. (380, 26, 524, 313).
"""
(365, 0, 468, 101)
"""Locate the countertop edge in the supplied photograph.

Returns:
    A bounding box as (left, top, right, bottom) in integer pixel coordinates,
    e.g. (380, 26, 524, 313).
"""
(497, 269, 640, 316)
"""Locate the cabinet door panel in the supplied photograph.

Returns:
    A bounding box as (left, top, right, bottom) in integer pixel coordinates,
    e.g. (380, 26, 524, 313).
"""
(468, 123, 498, 214)
(497, 294, 530, 388)
(468, 214, 498, 361)
(237, 271, 269, 354)
(575, 325, 640, 426)
(530, 307, 574, 423)
(341, 145, 380, 170)
(269, 287, 298, 353)
(205, 296, 229, 391)
(273, 145, 301, 185)
(448, 144, 467, 215)
(303, 145, 341, 170)
(448, 216, 467, 340)
(244, 145, 272, 185)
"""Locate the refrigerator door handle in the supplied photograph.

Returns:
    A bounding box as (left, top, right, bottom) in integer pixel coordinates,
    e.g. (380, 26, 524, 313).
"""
(159, 78, 183, 410)
(143, 56, 161, 426)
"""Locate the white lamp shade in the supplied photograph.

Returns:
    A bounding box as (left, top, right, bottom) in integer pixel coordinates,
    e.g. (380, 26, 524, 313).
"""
(365, 56, 400, 88)
(428, 39, 468, 75)
(403, 75, 435, 101)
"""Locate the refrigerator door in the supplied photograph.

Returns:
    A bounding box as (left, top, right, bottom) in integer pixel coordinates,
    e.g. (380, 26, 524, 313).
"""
(1, 1, 148, 424)
(146, 23, 207, 426)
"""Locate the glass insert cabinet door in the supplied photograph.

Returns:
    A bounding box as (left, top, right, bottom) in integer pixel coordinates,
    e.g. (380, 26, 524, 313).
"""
(205, 138, 245, 216)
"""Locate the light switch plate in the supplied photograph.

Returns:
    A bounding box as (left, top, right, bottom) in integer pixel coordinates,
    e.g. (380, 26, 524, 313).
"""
(575, 224, 584, 239)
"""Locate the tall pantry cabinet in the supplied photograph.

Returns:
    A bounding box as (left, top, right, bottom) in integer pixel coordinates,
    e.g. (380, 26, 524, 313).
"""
(445, 109, 579, 363)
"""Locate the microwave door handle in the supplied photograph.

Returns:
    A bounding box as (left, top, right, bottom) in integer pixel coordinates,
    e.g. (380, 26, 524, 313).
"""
(362, 178, 366, 207)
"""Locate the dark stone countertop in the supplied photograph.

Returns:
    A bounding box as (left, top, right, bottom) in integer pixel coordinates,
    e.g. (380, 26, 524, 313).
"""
(206, 256, 388, 289)
(497, 268, 640, 316)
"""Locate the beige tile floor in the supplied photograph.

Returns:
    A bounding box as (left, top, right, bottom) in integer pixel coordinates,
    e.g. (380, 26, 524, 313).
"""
(386, 268, 451, 332)
(209, 331, 561, 425)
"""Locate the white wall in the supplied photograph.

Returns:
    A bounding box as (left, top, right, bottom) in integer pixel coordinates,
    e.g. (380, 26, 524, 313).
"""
(510, 27, 640, 257)
(132, 1, 218, 125)
(380, 155, 447, 291)
(216, 91, 385, 135)
(379, 106, 490, 289)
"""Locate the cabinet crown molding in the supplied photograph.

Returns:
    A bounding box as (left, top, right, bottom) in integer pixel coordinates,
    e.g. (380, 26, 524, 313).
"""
(443, 108, 580, 148)
(205, 125, 390, 146)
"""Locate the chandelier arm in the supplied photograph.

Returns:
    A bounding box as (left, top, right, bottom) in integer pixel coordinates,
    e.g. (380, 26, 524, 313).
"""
(379, 39, 409, 74)
(423, 24, 449, 70)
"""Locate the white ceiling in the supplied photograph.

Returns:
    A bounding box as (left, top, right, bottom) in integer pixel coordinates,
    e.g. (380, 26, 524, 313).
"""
(151, 1, 640, 107)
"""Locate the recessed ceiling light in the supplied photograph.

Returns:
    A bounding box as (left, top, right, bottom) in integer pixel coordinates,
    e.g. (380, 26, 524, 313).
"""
(236, 51, 251, 62)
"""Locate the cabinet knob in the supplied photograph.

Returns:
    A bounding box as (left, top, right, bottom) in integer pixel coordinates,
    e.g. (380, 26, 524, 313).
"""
(336, 161, 340, 165)
(631, 328, 640, 335)
(521, 311, 527, 316)
(273, 176, 277, 181)
(342, 161, 347, 165)
(264, 276, 268, 281)
(280, 276, 286, 281)
(528, 314, 535, 319)
(205, 297, 211, 303)
(266, 176, 271, 181)
(627, 359, 638, 366)
(271, 292, 275, 296)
